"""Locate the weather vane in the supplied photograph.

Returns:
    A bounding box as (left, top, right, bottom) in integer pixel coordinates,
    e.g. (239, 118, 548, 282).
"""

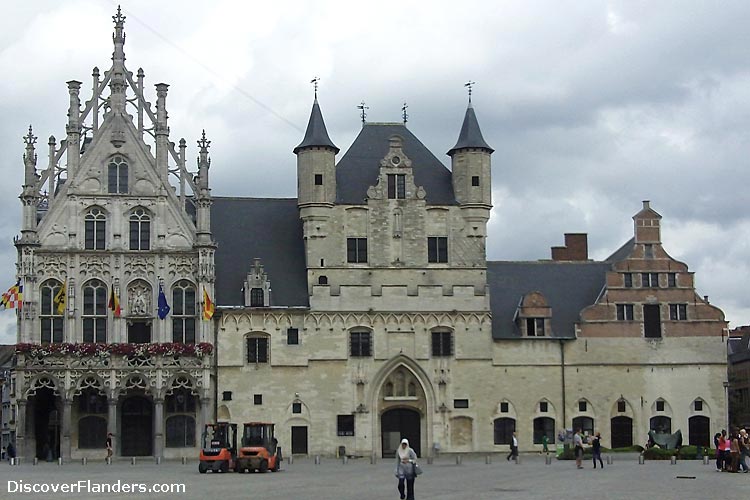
(311, 77, 320, 98)
(113, 5, 126, 25)
(402, 102, 408, 125)
(464, 81, 476, 103)
(357, 101, 369, 124)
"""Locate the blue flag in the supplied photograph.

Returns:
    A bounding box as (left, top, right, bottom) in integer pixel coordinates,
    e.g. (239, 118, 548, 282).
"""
(157, 284, 170, 319)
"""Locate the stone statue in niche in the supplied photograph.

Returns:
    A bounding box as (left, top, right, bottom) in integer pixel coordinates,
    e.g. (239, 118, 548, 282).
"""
(128, 281, 151, 317)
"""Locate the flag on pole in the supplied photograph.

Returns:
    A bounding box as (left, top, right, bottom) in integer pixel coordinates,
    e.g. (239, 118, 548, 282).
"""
(202, 288, 215, 320)
(157, 283, 170, 319)
(108, 284, 121, 317)
(0, 280, 22, 310)
(53, 280, 67, 314)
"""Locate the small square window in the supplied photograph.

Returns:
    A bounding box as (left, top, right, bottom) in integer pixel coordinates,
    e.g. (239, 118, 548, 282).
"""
(669, 304, 687, 321)
(617, 400, 626, 413)
(471, 176, 480, 186)
(578, 401, 587, 412)
(337, 415, 355, 436)
(616, 304, 634, 321)
(287, 328, 299, 345)
(624, 273, 633, 288)
(431, 331, 453, 357)
(314, 174, 323, 185)
(644, 244, 654, 259)
(347, 238, 368, 264)
(454, 399, 469, 409)
(540, 401, 548, 413)
(222, 391, 232, 401)
(667, 273, 677, 287)
(656, 400, 665, 412)
(427, 237, 448, 263)
(694, 400, 703, 412)
(292, 402, 302, 414)
(254, 394, 263, 405)
(500, 402, 509, 413)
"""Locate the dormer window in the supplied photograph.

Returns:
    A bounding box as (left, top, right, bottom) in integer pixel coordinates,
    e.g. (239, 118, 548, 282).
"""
(244, 258, 271, 307)
(526, 318, 545, 336)
(250, 288, 264, 307)
(387, 174, 406, 199)
(107, 155, 128, 194)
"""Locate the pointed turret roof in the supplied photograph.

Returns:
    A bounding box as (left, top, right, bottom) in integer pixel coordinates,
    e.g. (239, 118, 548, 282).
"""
(447, 103, 494, 156)
(294, 98, 339, 154)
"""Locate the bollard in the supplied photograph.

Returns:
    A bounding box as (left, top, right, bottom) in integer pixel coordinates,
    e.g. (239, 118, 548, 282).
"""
(182, 456, 187, 465)
(638, 455, 645, 465)
(427, 456, 434, 465)
(131, 457, 136, 465)
(288, 455, 293, 465)
(545, 455, 553, 465)
(670, 456, 677, 465)
(515, 455, 521, 464)
(58, 457, 63, 466)
(370, 454, 377, 464)
(703, 456, 710, 465)
(82, 457, 87, 466)
(455, 455, 462, 465)
(155, 456, 161, 465)
(342, 455, 348, 465)
(106, 457, 111, 465)
(606, 455, 613, 465)
(33, 457, 38, 466)
(485, 455, 492, 465)
(314, 455, 321, 465)
(9, 458, 14, 466)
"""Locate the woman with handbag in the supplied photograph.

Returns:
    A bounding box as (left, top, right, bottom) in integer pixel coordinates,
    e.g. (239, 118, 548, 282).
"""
(394, 438, 419, 500)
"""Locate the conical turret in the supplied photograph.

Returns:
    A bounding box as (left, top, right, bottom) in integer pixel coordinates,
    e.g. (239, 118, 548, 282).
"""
(447, 103, 494, 156)
(295, 96, 337, 208)
(294, 98, 339, 154)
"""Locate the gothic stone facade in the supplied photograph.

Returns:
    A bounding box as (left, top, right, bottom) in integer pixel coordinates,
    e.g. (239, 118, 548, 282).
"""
(13, 11, 728, 460)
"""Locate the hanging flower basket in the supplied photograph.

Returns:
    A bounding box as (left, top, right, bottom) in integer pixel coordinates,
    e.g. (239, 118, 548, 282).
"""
(16, 342, 213, 358)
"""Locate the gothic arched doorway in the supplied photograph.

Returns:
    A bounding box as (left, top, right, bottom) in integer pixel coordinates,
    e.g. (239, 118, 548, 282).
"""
(31, 387, 61, 460)
(381, 408, 421, 458)
(120, 396, 153, 456)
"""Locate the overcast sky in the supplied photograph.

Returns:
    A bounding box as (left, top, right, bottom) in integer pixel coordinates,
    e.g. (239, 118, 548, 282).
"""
(1, 0, 749, 344)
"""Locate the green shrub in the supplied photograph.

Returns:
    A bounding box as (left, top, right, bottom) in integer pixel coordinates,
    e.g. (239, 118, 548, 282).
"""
(643, 447, 675, 460)
(609, 445, 645, 453)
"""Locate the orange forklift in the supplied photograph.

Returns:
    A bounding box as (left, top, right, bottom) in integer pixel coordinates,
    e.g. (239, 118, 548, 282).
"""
(198, 422, 238, 473)
(236, 422, 282, 473)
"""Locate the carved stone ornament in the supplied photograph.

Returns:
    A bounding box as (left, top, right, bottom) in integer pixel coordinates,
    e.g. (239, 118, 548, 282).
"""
(127, 280, 152, 317)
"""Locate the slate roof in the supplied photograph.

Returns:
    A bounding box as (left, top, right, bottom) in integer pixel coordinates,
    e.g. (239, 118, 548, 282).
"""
(294, 99, 339, 154)
(335, 123, 456, 205)
(0, 345, 14, 367)
(487, 260, 611, 339)
(447, 104, 494, 156)
(211, 197, 308, 307)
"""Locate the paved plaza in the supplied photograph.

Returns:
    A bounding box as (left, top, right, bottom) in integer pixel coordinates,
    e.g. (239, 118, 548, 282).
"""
(1, 453, 750, 500)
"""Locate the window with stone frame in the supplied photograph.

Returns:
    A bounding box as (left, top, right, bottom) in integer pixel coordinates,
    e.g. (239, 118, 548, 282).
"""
(493, 417, 515, 445)
(641, 272, 659, 288)
(572, 416, 594, 437)
(427, 237, 448, 263)
(669, 303, 687, 321)
(250, 288, 265, 307)
(129, 208, 151, 250)
(347, 238, 368, 263)
(107, 155, 128, 194)
(624, 273, 633, 288)
(40, 279, 63, 343)
(387, 174, 406, 199)
(431, 330, 453, 357)
(247, 336, 269, 364)
(337, 415, 355, 436)
(172, 281, 196, 343)
(84, 207, 106, 250)
(616, 304, 634, 321)
(667, 273, 677, 288)
(533, 417, 555, 444)
(165, 388, 196, 448)
(526, 318, 545, 336)
(350, 330, 372, 357)
(287, 328, 299, 345)
(82, 279, 107, 343)
(78, 415, 107, 449)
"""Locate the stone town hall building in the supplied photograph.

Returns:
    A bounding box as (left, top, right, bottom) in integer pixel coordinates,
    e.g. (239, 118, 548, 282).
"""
(11, 11, 728, 460)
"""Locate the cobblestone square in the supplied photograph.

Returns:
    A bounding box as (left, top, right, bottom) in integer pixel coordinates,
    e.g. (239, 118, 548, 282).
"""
(2, 454, 750, 500)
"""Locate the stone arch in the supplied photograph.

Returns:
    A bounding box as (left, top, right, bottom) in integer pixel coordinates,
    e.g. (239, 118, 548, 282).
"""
(494, 399, 517, 420)
(610, 397, 635, 419)
(689, 396, 710, 415)
(116, 373, 155, 398)
(161, 373, 198, 399)
(25, 374, 63, 398)
(217, 404, 231, 422)
(70, 374, 107, 400)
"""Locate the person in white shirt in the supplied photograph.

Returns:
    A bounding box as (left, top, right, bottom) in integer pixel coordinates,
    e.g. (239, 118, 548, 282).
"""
(573, 429, 584, 469)
(506, 431, 519, 461)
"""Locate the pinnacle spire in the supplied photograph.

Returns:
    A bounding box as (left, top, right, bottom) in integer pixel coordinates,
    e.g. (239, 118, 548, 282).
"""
(294, 97, 339, 154)
(112, 5, 126, 64)
(447, 100, 494, 156)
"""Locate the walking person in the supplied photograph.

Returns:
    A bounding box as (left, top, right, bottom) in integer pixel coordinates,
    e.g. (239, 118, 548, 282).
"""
(506, 431, 518, 462)
(105, 433, 113, 460)
(6, 442, 15, 464)
(592, 432, 604, 469)
(721, 429, 731, 471)
(714, 432, 722, 471)
(739, 429, 749, 473)
(394, 438, 418, 500)
(573, 428, 584, 469)
(730, 431, 741, 473)
(542, 433, 549, 455)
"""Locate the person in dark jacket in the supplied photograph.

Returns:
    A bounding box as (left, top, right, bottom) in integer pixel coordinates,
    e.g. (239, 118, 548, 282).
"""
(592, 432, 604, 469)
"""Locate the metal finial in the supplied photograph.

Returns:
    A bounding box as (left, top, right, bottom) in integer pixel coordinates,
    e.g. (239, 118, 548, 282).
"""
(311, 77, 320, 98)
(464, 81, 476, 103)
(198, 129, 211, 151)
(113, 5, 126, 25)
(402, 102, 409, 125)
(23, 125, 37, 147)
(357, 101, 369, 124)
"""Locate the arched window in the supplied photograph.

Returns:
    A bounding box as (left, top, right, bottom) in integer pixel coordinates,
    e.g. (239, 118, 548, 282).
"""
(533, 417, 555, 444)
(493, 417, 515, 445)
(250, 288, 264, 307)
(84, 208, 106, 250)
(78, 389, 107, 414)
(166, 415, 196, 448)
(350, 330, 372, 357)
(82, 279, 107, 343)
(172, 281, 196, 343)
(166, 389, 196, 414)
(78, 415, 107, 449)
(611, 416, 633, 448)
(688, 415, 710, 447)
(650, 416, 672, 434)
(108, 155, 128, 194)
(246, 334, 269, 364)
(572, 416, 594, 438)
(40, 279, 63, 343)
(129, 208, 150, 251)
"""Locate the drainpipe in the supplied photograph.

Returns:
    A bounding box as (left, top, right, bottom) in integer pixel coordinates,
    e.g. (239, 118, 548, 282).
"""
(559, 340, 566, 428)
